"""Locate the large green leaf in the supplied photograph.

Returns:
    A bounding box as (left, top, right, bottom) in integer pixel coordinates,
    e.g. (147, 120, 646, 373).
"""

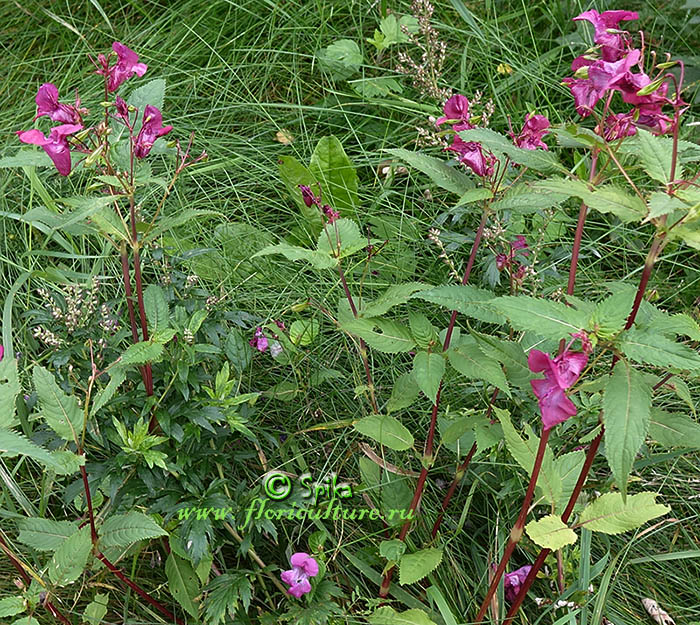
(48, 526, 92, 586)
(581, 185, 646, 223)
(648, 410, 700, 449)
(0, 357, 21, 429)
(0, 596, 25, 618)
(354, 414, 414, 451)
(99, 511, 167, 548)
(252, 243, 337, 269)
(555, 450, 585, 513)
(341, 318, 415, 353)
(369, 607, 438, 625)
(635, 130, 674, 184)
(277, 155, 323, 235)
(411, 352, 445, 405)
(316, 218, 367, 258)
(144, 285, 170, 334)
(525, 514, 578, 550)
(33, 366, 83, 443)
(399, 548, 443, 585)
(578, 492, 670, 534)
(386, 372, 421, 414)
(361, 283, 427, 318)
(603, 361, 652, 499)
(17, 518, 79, 551)
(309, 136, 359, 215)
(386, 148, 474, 195)
(619, 327, 700, 373)
(490, 182, 571, 213)
(472, 332, 532, 389)
(0, 426, 74, 476)
(490, 295, 588, 341)
(447, 338, 511, 397)
(412, 285, 503, 325)
(166, 552, 200, 618)
(143, 209, 222, 243)
(83, 594, 109, 625)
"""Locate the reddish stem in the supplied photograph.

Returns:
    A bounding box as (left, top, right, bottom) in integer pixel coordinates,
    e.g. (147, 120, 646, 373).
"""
(80, 465, 98, 544)
(379, 206, 490, 598)
(475, 428, 552, 623)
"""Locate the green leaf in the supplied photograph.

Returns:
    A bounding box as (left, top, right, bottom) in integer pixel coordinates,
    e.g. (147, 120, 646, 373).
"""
(203, 573, 252, 625)
(369, 606, 438, 625)
(0, 426, 68, 475)
(289, 319, 320, 346)
(646, 192, 688, 221)
(652, 313, 700, 341)
(636, 130, 674, 184)
(0, 356, 21, 429)
(127, 78, 165, 116)
(354, 415, 414, 451)
(362, 283, 427, 318)
(380, 539, 407, 561)
(494, 408, 561, 507)
(309, 136, 359, 215)
(603, 361, 652, 499)
(447, 339, 511, 397)
(224, 329, 253, 373)
(0, 597, 25, 618)
(555, 450, 585, 513)
(33, 366, 82, 443)
(386, 372, 421, 414)
(525, 514, 578, 550)
(341, 318, 415, 353)
(48, 526, 92, 586)
(490, 295, 588, 341)
(491, 182, 571, 213)
(455, 187, 494, 206)
(48, 449, 85, 475)
(144, 285, 170, 334)
(119, 341, 165, 366)
(0, 148, 55, 169)
(619, 327, 700, 373)
(17, 518, 78, 551)
(399, 548, 443, 585)
(253, 243, 337, 269)
(350, 76, 404, 97)
(386, 148, 474, 195)
(90, 369, 127, 416)
(648, 410, 700, 449)
(277, 156, 323, 236)
(316, 39, 363, 80)
(412, 352, 445, 405)
(472, 333, 532, 389)
(412, 285, 503, 325)
(89, 206, 129, 241)
(379, 13, 419, 45)
(408, 312, 436, 349)
(11, 617, 39, 625)
(99, 511, 167, 548)
(582, 185, 647, 223)
(316, 219, 367, 258)
(144, 209, 222, 243)
(578, 492, 670, 534)
(590, 292, 633, 337)
(166, 552, 200, 618)
(83, 594, 109, 625)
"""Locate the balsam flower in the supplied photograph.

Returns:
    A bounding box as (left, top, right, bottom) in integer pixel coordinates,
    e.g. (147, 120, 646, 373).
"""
(447, 134, 493, 177)
(98, 42, 148, 92)
(436, 93, 471, 127)
(573, 9, 638, 61)
(17, 124, 83, 176)
(504, 565, 532, 603)
(513, 114, 550, 150)
(133, 105, 172, 158)
(280, 552, 319, 598)
(249, 327, 268, 353)
(528, 348, 588, 430)
(34, 83, 80, 124)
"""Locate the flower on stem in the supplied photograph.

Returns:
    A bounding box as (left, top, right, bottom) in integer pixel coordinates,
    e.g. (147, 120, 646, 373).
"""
(34, 83, 81, 124)
(133, 105, 173, 158)
(528, 347, 588, 430)
(114, 96, 132, 127)
(249, 327, 268, 353)
(322, 204, 339, 223)
(436, 93, 471, 127)
(573, 9, 638, 61)
(447, 134, 493, 177)
(504, 565, 532, 603)
(17, 124, 83, 176)
(513, 114, 551, 150)
(97, 42, 148, 93)
(280, 552, 319, 598)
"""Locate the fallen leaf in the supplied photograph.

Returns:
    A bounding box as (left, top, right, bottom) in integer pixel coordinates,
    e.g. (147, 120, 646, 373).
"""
(642, 598, 675, 625)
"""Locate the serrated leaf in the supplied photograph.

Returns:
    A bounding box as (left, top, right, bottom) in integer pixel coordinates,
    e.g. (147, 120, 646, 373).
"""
(408, 312, 435, 349)
(341, 318, 415, 353)
(555, 450, 585, 513)
(316, 39, 363, 80)
(33, 366, 82, 443)
(491, 182, 571, 213)
(83, 593, 109, 625)
(0, 597, 25, 618)
(90, 368, 126, 416)
(636, 130, 674, 184)
(17, 518, 78, 551)
(119, 341, 165, 366)
(412, 285, 503, 325)
(144, 285, 170, 334)
(252, 243, 337, 269)
(48, 526, 91, 586)
(127, 78, 165, 116)
(386, 372, 421, 414)
(525, 514, 578, 550)
(369, 606, 438, 625)
(399, 548, 443, 585)
(316, 218, 367, 258)
(652, 313, 700, 341)
(0, 356, 21, 428)
(354, 415, 414, 451)
(0, 427, 68, 473)
(309, 136, 359, 214)
(386, 148, 474, 195)
(99, 511, 167, 548)
(490, 295, 588, 341)
(473, 333, 532, 389)
(203, 573, 252, 625)
(224, 328, 253, 373)
(646, 192, 688, 221)
(412, 352, 444, 405)
(48, 449, 85, 475)
(603, 361, 652, 499)
(380, 539, 407, 561)
(165, 552, 200, 618)
(619, 327, 700, 373)
(583, 185, 647, 223)
(578, 492, 670, 534)
(648, 410, 700, 449)
(447, 338, 511, 397)
(362, 283, 427, 318)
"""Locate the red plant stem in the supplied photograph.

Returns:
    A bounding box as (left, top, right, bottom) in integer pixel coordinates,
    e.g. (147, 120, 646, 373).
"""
(80, 465, 98, 544)
(475, 428, 552, 623)
(96, 551, 184, 625)
(379, 206, 490, 598)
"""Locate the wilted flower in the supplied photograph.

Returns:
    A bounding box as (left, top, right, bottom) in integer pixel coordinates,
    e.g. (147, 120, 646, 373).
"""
(513, 114, 550, 150)
(17, 124, 83, 176)
(133, 105, 172, 158)
(447, 135, 493, 177)
(97, 42, 148, 92)
(528, 348, 588, 430)
(504, 565, 532, 602)
(322, 204, 340, 224)
(280, 552, 319, 598)
(34, 83, 80, 124)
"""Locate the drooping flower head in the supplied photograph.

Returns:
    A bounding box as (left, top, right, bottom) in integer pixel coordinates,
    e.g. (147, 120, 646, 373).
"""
(96, 42, 148, 93)
(447, 135, 493, 177)
(322, 204, 339, 224)
(17, 124, 83, 176)
(299, 185, 319, 207)
(528, 348, 588, 430)
(514, 114, 551, 150)
(133, 105, 172, 159)
(34, 83, 80, 124)
(280, 552, 319, 598)
(436, 94, 471, 127)
(504, 565, 532, 603)
(573, 9, 639, 61)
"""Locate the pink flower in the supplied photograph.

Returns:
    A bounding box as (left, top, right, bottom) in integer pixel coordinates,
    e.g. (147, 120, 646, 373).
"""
(34, 83, 80, 124)
(504, 565, 532, 603)
(249, 327, 268, 352)
(299, 185, 319, 207)
(588, 49, 641, 93)
(133, 105, 172, 158)
(436, 94, 471, 127)
(280, 552, 319, 598)
(322, 204, 339, 223)
(603, 111, 637, 140)
(562, 77, 602, 117)
(528, 348, 588, 430)
(98, 42, 148, 92)
(511, 235, 529, 253)
(573, 10, 639, 61)
(514, 114, 550, 150)
(447, 132, 493, 177)
(16, 124, 83, 176)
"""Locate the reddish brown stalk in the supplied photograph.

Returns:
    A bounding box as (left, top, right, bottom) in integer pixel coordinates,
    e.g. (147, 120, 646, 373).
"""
(80, 465, 98, 544)
(379, 206, 490, 598)
(475, 428, 552, 623)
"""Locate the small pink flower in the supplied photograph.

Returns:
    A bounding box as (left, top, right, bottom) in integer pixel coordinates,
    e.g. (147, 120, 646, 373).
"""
(299, 185, 319, 207)
(514, 114, 550, 151)
(249, 327, 268, 352)
(98, 42, 148, 92)
(133, 105, 172, 158)
(322, 204, 339, 223)
(34, 83, 80, 124)
(280, 552, 319, 598)
(17, 124, 83, 176)
(447, 133, 493, 177)
(504, 565, 532, 602)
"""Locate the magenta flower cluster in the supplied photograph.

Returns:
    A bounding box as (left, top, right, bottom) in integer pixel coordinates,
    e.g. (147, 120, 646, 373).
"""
(299, 184, 339, 223)
(280, 552, 319, 598)
(564, 10, 679, 137)
(16, 42, 172, 176)
(436, 95, 550, 177)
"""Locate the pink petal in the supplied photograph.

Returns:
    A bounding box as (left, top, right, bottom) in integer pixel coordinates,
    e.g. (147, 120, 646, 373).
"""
(527, 349, 551, 373)
(17, 129, 49, 146)
(288, 579, 312, 598)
